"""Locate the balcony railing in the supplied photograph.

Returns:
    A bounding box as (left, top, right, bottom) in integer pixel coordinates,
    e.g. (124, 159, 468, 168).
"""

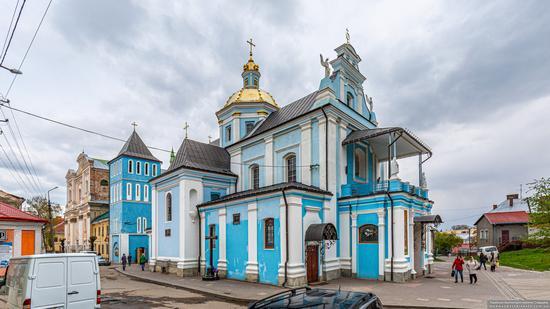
(341, 179, 428, 199)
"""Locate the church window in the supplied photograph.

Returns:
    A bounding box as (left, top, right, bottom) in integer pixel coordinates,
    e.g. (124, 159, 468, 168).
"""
(245, 121, 255, 135)
(126, 183, 132, 200)
(144, 162, 150, 176)
(346, 92, 354, 108)
(253, 77, 258, 87)
(100, 179, 108, 186)
(210, 192, 221, 201)
(128, 160, 134, 174)
(165, 229, 171, 236)
(135, 184, 141, 201)
(144, 185, 149, 202)
(137, 217, 142, 233)
(358, 224, 378, 243)
(354, 147, 367, 179)
(136, 161, 141, 175)
(233, 213, 240, 225)
(244, 77, 249, 87)
(264, 218, 275, 249)
(153, 164, 158, 176)
(285, 153, 297, 183)
(143, 217, 147, 232)
(166, 192, 173, 222)
(250, 164, 260, 190)
(225, 125, 232, 142)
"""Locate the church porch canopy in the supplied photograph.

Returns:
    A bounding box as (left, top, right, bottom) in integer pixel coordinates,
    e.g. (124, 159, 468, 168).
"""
(305, 223, 338, 242)
(414, 214, 443, 225)
(342, 127, 432, 161)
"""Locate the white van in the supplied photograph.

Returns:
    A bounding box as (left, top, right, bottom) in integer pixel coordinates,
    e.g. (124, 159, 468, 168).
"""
(478, 246, 499, 257)
(3, 253, 101, 309)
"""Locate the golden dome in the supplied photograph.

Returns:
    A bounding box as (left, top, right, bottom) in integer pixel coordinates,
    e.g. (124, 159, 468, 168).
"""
(243, 57, 259, 71)
(225, 88, 277, 107)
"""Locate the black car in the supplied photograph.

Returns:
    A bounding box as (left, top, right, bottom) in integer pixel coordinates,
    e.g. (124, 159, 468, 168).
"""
(248, 287, 383, 309)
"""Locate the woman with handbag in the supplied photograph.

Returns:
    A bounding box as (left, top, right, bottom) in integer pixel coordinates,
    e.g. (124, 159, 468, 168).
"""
(452, 254, 465, 283)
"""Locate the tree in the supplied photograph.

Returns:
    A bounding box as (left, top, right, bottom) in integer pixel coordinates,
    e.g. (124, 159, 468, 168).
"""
(527, 177, 550, 247)
(434, 232, 463, 256)
(26, 196, 62, 252)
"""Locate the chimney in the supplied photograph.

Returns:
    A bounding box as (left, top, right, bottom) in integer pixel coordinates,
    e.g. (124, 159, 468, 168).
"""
(506, 194, 519, 207)
(492, 204, 498, 210)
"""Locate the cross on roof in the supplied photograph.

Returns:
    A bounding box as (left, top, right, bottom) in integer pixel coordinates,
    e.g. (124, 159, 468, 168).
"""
(131, 122, 138, 131)
(346, 28, 350, 44)
(247, 38, 255, 56)
(183, 121, 189, 139)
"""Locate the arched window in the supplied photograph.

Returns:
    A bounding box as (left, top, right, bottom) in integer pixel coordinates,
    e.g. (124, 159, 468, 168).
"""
(152, 164, 158, 176)
(285, 153, 296, 183)
(354, 148, 366, 179)
(166, 192, 172, 222)
(128, 160, 133, 174)
(358, 224, 378, 243)
(143, 217, 147, 232)
(137, 217, 142, 233)
(136, 161, 141, 175)
(144, 185, 149, 202)
(100, 179, 108, 186)
(126, 183, 132, 200)
(253, 77, 259, 87)
(244, 77, 249, 87)
(346, 92, 354, 107)
(135, 184, 141, 201)
(250, 164, 260, 190)
(144, 162, 150, 176)
(264, 218, 275, 249)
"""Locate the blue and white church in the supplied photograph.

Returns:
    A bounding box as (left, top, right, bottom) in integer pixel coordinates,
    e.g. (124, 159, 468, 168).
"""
(149, 36, 441, 286)
(109, 130, 162, 264)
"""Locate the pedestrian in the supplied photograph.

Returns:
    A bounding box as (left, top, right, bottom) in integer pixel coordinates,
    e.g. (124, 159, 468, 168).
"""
(128, 254, 132, 267)
(466, 256, 478, 284)
(452, 254, 464, 283)
(478, 253, 487, 270)
(121, 253, 127, 271)
(139, 254, 147, 271)
(490, 252, 497, 272)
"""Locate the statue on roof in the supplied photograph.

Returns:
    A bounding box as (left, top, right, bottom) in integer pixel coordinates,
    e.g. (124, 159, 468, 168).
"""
(367, 96, 374, 112)
(420, 171, 427, 189)
(390, 157, 400, 180)
(320, 54, 332, 78)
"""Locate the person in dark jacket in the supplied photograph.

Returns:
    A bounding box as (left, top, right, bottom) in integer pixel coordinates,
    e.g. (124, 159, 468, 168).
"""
(490, 252, 497, 272)
(121, 253, 127, 271)
(452, 255, 465, 283)
(128, 254, 132, 267)
(479, 253, 487, 270)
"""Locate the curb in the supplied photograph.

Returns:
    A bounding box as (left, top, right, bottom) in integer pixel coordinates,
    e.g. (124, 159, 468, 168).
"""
(113, 267, 254, 305)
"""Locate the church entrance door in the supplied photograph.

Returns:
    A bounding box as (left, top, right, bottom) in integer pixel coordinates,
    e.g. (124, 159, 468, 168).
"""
(306, 244, 319, 283)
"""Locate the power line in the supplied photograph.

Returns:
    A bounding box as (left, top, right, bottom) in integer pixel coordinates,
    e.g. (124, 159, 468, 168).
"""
(0, 0, 21, 58)
(0, 150, 31, 198)
(0, 0, 27, 65)
(0, 142, 34, 196)
(0, 102, 170, 153)
(0, 129, 41, 194)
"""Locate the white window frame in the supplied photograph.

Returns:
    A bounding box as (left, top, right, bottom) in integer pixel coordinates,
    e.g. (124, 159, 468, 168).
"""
(118, 183, 122, 202)
(153, 164, 157, 176)
(127, 183, 132, 200)
(144, 185, 149, 202)
(165, 192, 172, 222)
(137, 217, 142, 233)
(284, 153, 297, 183)
(135, 184, 141, 201)
(128, 160, 134, 174)
(137, 161, 141, 175)
(142, 217, 147, 233)
(144, 162, 149, 176)
(354, 146, 367, 181)
(250, 164, 260, 190)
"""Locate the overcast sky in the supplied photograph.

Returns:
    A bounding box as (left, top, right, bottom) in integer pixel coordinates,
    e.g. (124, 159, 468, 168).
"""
(0, 0, 549, 228)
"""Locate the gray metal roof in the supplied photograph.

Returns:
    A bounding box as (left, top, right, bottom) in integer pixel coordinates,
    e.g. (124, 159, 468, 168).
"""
(413, 214, 443, 224)
(114, 131, 160, 162)
(197, 182, 332, 208)
(304, 223, 338, 241)
(489, 198, 530, 213)
(167, 138, 235, 176)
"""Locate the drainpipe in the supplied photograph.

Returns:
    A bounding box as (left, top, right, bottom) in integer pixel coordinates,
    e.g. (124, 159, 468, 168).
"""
(321, 107, 329, 191)
(387, 132, 403, 282)
(282, 189, 289, 287)
(197, 206, 202, 275)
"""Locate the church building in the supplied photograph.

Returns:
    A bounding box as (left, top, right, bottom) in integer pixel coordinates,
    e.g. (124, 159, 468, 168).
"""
(148, 35, 440, 286)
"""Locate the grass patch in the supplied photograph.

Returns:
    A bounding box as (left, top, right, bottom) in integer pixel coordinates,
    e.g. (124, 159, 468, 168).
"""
(499, 248, 550, 271)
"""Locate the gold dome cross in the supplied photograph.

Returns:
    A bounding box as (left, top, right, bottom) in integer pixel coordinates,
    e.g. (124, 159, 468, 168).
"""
(247, 38, 256, 57)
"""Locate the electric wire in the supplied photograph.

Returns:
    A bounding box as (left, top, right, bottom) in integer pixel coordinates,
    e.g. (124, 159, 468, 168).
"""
(0, 0, 21, 59)
(0, 0, 26, 65)
(0, 149, 30, 198)
(0, 129, 41, 194)
(0, 142, 34, 196)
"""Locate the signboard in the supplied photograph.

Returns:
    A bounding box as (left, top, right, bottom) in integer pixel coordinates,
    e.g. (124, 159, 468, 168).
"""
(0, 230, 7, 241)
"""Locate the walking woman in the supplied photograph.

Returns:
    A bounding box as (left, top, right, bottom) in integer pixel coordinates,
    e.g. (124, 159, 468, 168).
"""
(479, 253, 487, 270)
(490, 252, 497, 272)
(121, 253, 127, 271)
(452, 254, 465, 283)
(466, 256, 478, 284)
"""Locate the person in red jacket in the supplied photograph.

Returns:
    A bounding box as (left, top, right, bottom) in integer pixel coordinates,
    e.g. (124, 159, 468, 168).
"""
(452, 255, 465, 283)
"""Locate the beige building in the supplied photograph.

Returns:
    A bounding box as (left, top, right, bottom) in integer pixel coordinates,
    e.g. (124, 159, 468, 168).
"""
(64, 152, 110, 252)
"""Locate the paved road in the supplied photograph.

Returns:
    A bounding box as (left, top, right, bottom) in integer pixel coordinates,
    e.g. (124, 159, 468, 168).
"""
(101, 267, 244, 309)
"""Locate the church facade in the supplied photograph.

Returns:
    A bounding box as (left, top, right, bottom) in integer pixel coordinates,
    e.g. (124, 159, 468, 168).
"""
(148, 37, 439, 286)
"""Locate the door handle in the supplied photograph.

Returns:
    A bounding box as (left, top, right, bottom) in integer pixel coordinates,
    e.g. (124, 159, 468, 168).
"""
(68, 291, 79, 295)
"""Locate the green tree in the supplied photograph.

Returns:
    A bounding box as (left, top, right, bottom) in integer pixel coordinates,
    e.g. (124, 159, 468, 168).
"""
(434, 232, 463, 256)
(527, 177, 550, 247)
(26, 196, 62, 252)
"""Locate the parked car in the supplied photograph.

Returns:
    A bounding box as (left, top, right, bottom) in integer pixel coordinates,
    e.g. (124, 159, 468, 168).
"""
(2, 253, 101, 309)
(248, 287, 383, 309)
(97, 255, 110, 266)
(478, 246, 499, 257)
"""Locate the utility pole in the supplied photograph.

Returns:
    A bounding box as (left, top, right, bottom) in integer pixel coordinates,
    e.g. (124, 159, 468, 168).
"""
(468, 227, 471, 257)
(47, 186, 59, 252)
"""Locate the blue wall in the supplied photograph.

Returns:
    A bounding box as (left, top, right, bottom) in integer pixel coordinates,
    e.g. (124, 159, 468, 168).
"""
(226, 205, 248, 280)
(257, 197, 281, 285)
(157, 186, 180, 257)
(204, 210, 219, 270)
(356, 213, 379, 279)
(273, 128, 301, 183)
(129, 235, 149, 263)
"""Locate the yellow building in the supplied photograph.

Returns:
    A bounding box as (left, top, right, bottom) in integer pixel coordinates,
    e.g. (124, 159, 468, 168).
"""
(91, 211, 109, 260)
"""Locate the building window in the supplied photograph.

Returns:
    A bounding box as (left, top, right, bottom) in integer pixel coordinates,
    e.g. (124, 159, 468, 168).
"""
(137, 217, 142, 233)
(135, 184, 141, 201)
(100, 179, 108, 186)
(165, 229, 171, 237)
(118, 183, 122, 202)
(143, 218, 147, 232)
(166, 192, 172, 222)
(264, 218, 275, 249)
(144, 162, 149, 176)
(244, 77, 249, 87)
(209, 224, 216, 248)
(250, 164, 260, 190)
(144, 185, 149, 202)
(225, 125, 232, 142)
(128, 160, 133, 174)
(253, 77, 258, 87)
(245, 121, 255, 135)
(126, 183, 132, 200)
(136, 161, 141, 175)
(152, 164, 158, 176)
(285, 153, 296, 183)
(210, 192, 221, 201)
(346, 92, 354, 107)
(233, 213, 240, 225)
(358, 224, 378, 243)
(354, 147, 366, 179)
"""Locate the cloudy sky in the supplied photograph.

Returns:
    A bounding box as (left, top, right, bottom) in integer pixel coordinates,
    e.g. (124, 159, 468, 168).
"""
(0, 0, 549, 228)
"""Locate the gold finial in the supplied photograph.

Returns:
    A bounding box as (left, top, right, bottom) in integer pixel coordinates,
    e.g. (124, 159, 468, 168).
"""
(247, 38, 256, 59)
(346, 28, 350, 44)
(183, 121, 189, 139)
(131, 121, 138, 131)
(243, 38, 259, 72)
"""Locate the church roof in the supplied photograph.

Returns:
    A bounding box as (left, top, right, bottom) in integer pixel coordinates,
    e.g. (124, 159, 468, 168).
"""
(166, 138, 235, 176)
(112, 131, 160, 163)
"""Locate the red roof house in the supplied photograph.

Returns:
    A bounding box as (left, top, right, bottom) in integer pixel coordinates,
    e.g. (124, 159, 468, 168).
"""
(481, 211, 529, 225)
(0, 201, 47, 223)
(0, 201, 46, 258)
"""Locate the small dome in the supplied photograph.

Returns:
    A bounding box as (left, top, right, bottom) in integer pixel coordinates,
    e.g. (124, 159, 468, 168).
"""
(225, 88, 277, 107)
(243, 58, 259, 71)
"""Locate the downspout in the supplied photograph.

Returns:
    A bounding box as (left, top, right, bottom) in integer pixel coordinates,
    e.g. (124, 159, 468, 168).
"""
(321, 107, 329, 191)
(282, 189, 289, 287)
(197, 206, 202, 275)
(387, 131, 403, 282)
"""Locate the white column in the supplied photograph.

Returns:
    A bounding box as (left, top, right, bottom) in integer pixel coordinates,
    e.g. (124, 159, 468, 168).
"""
(179, 182, 186, 259)
(378, 210, 385, 277)
(339, 122, 347, 189)
(323, 117, 339, 276)
(230, 150, 242, 192)
(150, 187, 157, 265)
(200, 212, 206, 270)
(278, 199, 287, 281)
(246, 202, 258, 278)
(339, 212, 351, 273)
(35, 226, 42, 254)
(264, 137, 274, 186)
(351, 214, 357, 276)
(218, 208, 227, 272)
(233, 117, 240, 142)
(409, 210, 415, 275)
(318, 118, 327, 190)
(14, 228, 21, 257)
(394, 208, 405, 261)
(300, 122, 312, 186)
(286, 196, 305, 282)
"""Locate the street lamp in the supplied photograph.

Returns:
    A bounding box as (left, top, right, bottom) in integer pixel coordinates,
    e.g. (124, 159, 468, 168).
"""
(0, 64, 22, 75)
(47, 186, 59, 253)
